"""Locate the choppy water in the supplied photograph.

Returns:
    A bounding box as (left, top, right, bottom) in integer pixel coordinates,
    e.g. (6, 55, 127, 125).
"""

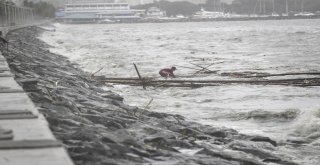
(41, 19, 320, 164)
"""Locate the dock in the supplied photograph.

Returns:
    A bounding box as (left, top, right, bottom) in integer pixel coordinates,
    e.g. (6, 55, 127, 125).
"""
(0, 44, 73, 164)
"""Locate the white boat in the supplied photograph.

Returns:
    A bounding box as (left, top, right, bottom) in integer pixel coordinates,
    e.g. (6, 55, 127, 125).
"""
(176, 14, 187, 19)
(271, 12, 280, 17)
(294, 12, 315, 16)
(193, 8, 226, 19)
(97, 18, 116, 23)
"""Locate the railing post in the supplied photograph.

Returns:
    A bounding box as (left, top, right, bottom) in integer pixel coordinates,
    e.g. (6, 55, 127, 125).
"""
(23, 8, 26, 24)
(4, 2, 7, 26)
(29, 9, 32, 23)
(19, 7, 22, 24)
(13, 6, 16, 26)
(31, 9, 34, 22)
(8, 3, 10, 26)
(0, 2, 35, 28)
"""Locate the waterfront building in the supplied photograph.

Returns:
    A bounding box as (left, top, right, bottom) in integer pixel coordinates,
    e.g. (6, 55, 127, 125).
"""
(56, 0, 143, 23)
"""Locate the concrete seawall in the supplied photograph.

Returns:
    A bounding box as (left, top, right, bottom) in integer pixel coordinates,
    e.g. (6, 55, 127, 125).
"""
(0, 33, 74, 164)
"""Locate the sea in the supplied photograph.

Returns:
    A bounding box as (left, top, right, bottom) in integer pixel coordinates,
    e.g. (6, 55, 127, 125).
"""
(40, 19, 320, 164)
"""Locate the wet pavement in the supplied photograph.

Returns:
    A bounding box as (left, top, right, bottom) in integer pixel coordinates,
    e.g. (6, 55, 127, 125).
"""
(0, 47, 74, 164)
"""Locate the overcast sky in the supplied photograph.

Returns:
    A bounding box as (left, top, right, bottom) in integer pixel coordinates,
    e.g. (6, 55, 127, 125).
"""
(13, 0, 235, 6)
(130, 0, 234, 5)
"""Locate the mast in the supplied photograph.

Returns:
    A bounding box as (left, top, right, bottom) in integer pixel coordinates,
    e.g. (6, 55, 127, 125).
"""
(222, 1, 224, 12)
(263, 0, 266, 13)
(212, 0, 222, 12)
(301, 0, 304, 13)
(286, 0, 289, 15)
(273, 0, 275, 13)
(259, 0, 262, 13)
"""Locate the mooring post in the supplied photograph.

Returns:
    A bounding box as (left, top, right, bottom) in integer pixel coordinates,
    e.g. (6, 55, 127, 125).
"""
(133, 63, 146, 89)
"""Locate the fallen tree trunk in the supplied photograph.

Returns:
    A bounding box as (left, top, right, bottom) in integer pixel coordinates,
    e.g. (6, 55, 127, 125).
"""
(95, 77, 320, 88)
(244, 72, 320, 78)
(98, 77, 320, 83)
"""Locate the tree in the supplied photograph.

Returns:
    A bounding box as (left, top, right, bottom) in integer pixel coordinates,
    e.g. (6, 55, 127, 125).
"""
(229, 0, 320, 14)
(305, 0, 320, 12)
(23, 0, 55, 18)
(132, 1, 200, 16)
(0, 1, 5, 16)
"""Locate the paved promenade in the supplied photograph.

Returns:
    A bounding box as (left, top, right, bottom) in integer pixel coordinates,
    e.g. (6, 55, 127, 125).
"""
(0, 47, 74, 164)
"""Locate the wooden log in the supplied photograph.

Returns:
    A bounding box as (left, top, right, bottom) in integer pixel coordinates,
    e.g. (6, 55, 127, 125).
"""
(100, 78, 320, 84)
(98, 80, 143, 85)
(174, 65, 200, 70)
(189, 62, 213, 72)
(90, 67, 104, 77)
(131, 83, 208, 88)
(146, 78, 320, 84)
(133, 63, 146, 89)
(98, 77, 320, 87)
(190, 63, 215, 75)
(244, 72, 320, 78)
(94, 77, 155, 81)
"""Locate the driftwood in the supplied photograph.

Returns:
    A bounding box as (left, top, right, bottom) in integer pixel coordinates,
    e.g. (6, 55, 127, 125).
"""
(190, 62, 214, 72)
(174, 65, 200, 70)
(220, 71, 320, 78)
(91, 67, 104, 77)
(133, 63, 146, 89)
(243, 72, 320, 78)
(175, 63, 217, 75)
(93, 76, 320, 88)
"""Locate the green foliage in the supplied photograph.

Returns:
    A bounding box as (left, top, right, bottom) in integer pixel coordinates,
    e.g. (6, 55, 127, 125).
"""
(23, 0, 56, 18)
(23, 0, 34, 8)
(0, 1, 13, 18)
(0, 3, 4, 16)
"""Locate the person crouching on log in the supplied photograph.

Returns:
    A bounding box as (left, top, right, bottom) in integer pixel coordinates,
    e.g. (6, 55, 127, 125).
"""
(159, 67, 177, 78)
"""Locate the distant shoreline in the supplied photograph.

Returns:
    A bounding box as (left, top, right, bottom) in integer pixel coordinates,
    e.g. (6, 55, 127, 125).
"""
(56, 15, 320, 24)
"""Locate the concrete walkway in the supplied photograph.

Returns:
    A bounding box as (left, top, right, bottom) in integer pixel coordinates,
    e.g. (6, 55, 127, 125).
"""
(0, 50, 74, 164)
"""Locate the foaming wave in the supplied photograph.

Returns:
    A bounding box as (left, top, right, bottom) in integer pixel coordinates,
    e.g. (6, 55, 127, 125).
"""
(293, 31, 307, 35)
(225, 37, 243, 42)
(289, 108, 320, 144)
(214, 109, 300, 121)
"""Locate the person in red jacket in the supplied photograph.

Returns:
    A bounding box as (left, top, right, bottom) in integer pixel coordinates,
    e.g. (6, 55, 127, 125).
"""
(159, 67, 177, 78)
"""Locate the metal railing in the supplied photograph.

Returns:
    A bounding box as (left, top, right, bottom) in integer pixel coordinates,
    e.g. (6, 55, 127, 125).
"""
(0, 0, 34, 27)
